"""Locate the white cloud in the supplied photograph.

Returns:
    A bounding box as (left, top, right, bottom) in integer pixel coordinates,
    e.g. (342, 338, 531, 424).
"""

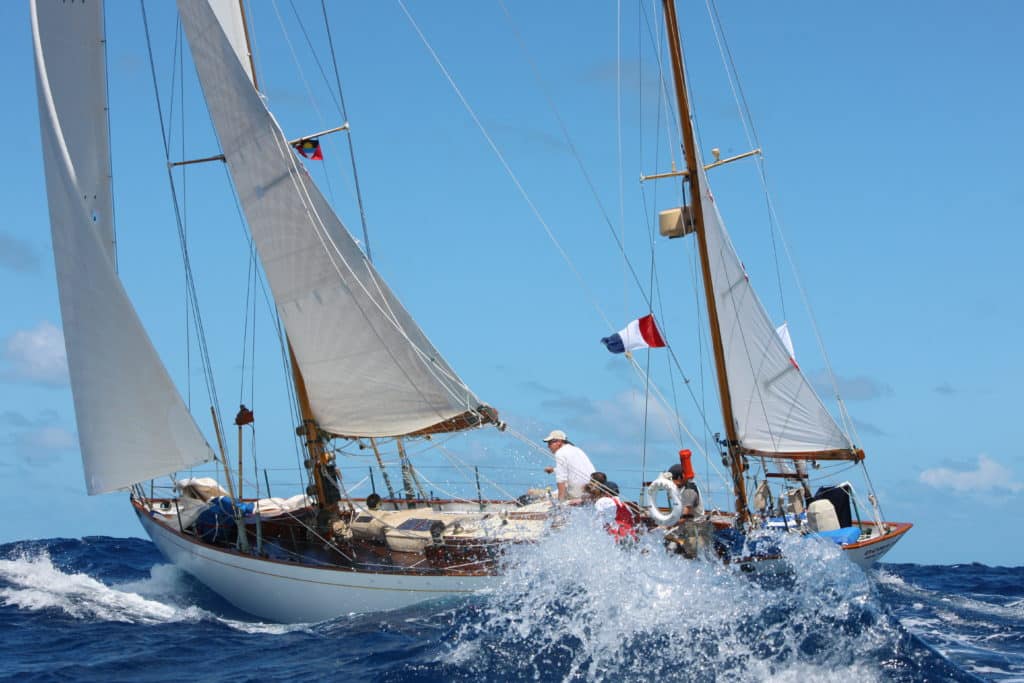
(24, 426, 76, 451)
(2, 322, 68, 386)
(808, 369, 893, 401)
(541, 388, 680, 448)
(920, 454, 1023, 494)
(0, 411, 77, 463)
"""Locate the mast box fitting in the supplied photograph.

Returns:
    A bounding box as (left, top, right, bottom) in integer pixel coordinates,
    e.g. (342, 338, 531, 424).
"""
(659, 206, 696, 238)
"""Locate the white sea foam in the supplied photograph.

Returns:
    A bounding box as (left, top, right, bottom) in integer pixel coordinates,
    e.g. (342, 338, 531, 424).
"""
(452, 510, 893, 682)
(0, 549, 307, 634)
(0, 550, 200, 624)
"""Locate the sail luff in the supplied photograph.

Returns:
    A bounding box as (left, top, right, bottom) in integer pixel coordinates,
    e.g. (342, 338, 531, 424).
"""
(177, 0, 489, 438)
(32, 0, 216, 494)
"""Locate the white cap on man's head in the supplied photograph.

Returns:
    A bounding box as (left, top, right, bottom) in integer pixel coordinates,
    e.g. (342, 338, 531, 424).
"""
(542, 429, 567, 443)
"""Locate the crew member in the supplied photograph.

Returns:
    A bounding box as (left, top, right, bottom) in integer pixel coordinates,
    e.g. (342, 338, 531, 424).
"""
(669, 450, 703, 518)
(586, 478, 637, 542)
(542, 429, 596, 500)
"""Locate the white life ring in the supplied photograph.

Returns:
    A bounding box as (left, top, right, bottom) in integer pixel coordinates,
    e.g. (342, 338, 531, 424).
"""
(646, 475, 683, 526)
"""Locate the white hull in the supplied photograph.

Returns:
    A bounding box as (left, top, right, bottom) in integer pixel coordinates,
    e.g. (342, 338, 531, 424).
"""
(841, 522, 913, 568)
(138, 498, 911, 622)
(738, 522, 911, 575)
(136, 507, 494, 623)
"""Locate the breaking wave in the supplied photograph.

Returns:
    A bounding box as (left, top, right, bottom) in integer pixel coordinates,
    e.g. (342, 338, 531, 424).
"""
(1, 533, 1014, 681)
(0, 544, 303, 635)
(444, 510, 899, 681)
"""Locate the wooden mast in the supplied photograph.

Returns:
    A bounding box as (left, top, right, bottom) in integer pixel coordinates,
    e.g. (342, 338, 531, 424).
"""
(237, 0, 260, 92)
(288, 341, 334, 515)
(661, 0, 749, 524)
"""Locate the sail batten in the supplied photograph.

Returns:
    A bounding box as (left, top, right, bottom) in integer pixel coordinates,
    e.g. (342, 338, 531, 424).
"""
(177, 0, 488, 438)
(32, 0, 216, 494)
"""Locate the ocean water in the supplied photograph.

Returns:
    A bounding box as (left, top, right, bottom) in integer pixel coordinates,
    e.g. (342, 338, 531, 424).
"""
(0, 517, 1020, 682)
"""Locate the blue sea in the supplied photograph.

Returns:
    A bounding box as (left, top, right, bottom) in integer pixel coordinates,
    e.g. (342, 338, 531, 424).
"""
(1, 521, 1021, 682)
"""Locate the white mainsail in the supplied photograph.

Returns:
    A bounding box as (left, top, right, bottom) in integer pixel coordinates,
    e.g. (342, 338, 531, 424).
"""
(177, 0, 486, 438)
(32, 0, 216, 494)
(697, 165, 853, 454)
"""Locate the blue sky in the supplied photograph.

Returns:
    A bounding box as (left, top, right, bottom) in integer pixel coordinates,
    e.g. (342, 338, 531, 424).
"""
(1, 1, 1021, 567)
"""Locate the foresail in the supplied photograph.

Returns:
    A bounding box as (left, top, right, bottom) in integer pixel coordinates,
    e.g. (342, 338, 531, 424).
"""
(32, 0, 215, 494)
(697, 164, 853, 454)
(177, 0, 487, 438)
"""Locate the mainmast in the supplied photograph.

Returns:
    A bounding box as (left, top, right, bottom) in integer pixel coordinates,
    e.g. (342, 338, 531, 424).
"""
(661, 0, 749, 524)
(230, 4, 337, 519)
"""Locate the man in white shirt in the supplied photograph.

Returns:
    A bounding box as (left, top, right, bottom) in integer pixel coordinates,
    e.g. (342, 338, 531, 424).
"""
(542, 429, 596, 500)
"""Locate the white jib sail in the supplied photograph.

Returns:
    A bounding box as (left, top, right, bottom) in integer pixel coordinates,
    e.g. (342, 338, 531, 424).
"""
(178, 0, 485, 438)
(32, 0, 215, 494)
(697, 164, 853, 453)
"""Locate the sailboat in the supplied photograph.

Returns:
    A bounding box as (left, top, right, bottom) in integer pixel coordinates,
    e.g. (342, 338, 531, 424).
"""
(31, 0, 554, 624)
(632, 2, 912, 570)
(32, 0, 909, 623)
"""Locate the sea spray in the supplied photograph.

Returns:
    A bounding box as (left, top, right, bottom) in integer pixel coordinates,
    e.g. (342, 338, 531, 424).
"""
(0, 549, 189, 623)
(0, 544, 304, 635)
(0, 537, 1004, 680)
(446, 509, 903, 681)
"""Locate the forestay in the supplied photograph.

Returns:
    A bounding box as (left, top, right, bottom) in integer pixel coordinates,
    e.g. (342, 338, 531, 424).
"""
(178, 0, 486, 438)
(32, 0, 215, 494)
(697, 162, 853, 454)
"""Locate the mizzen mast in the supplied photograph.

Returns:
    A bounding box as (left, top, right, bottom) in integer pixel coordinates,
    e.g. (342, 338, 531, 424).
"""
(661, 0, 749, 524)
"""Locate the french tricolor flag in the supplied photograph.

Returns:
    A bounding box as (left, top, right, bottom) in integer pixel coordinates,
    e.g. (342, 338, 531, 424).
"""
(601, 314, 667, 354)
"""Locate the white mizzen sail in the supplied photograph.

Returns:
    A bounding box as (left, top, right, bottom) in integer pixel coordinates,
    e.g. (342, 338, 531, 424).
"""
(697, 164, 853, 454)
(32, 0, 215, 494)
(177, 0, 486, 438)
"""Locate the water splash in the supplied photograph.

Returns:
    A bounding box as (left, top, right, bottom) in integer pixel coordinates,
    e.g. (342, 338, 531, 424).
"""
(0, 550, 196, 624)
(446, 510, 902, 681)
(0, 549, 304, 634)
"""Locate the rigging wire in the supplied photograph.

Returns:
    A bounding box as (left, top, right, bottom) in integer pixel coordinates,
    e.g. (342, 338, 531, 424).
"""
(214, 155, 310, 491)
(617, 0, 627, 323)
(268, 0, 341, 211)
(703, 0, 788, 322)
(246, 8, 488, 418)
(637, 2, 720, 476)
(637, 2, 701, 462)
(493, 0, 717, 444)
(401, 0, 610, 335)
(703, 0, 860, 451)
(278, 0, 375, 265)
(167, 19, 193, 411)
(319, 0, 374, 261)
(140, 0, 225, 444)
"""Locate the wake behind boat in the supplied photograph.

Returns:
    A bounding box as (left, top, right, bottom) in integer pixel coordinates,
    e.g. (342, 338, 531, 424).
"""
(32, 0, 909, 622)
